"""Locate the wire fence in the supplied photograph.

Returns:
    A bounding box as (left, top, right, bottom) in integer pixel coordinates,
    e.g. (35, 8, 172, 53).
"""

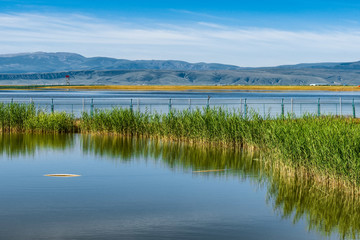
(0, 97, 359, 118)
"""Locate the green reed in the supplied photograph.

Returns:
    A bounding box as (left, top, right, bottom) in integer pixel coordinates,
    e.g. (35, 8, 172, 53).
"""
(81, 107, 360, 183)
(81, 107, 265, 144)
(2, 101, 360, 183)
(0, 102, 75, 132)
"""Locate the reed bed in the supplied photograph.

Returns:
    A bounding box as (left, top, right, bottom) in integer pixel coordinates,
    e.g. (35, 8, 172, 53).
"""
(0, 102, 75, 133)
(81, 107, 360, 184)
(37, 85, 360, 92)
(2, 102, 360, 184)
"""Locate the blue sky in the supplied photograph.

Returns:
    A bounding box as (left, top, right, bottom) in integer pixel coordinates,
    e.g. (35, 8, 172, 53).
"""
(1, 0, 360, 66)
(2, 0, 359, 14)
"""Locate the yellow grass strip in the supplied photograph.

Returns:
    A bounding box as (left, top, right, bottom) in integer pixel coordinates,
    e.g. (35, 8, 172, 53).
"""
(23, 85, 360, 92)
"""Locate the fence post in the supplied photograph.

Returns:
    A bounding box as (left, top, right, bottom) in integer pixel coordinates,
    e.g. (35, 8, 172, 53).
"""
(11, 98, 13, 104)
(130, 99, 133, 112)
(137, 98, 140, 112)
(207, 96, 210, 110)
(353, 98, 356, 118)
(240, 98, 242, 114)
(244, 98, 247, 119)
(189, 98, 191, 111)
(335, 103, 338, 115)
(281, 98, 284, 118)
(90, 98, 94, 117)
(263, 103, 265, 118)
(169, 98, 172, 113)
(51, 98, 54, 113)
(339, 97, 342, 116)
(82, 98, 85, 113)
(317, 98, 320, 117)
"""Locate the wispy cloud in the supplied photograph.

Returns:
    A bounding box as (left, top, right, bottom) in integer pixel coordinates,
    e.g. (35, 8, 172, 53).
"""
(197, 22, 228, 29)
(1, 13, 360, 66)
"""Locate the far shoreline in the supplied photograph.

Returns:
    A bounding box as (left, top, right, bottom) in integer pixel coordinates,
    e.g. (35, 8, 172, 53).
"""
(1, 85, 360, 92)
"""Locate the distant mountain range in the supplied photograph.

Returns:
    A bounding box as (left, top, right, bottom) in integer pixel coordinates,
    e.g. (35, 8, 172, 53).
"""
(0, 52, 242, 73)
(0, 52, 359, 85)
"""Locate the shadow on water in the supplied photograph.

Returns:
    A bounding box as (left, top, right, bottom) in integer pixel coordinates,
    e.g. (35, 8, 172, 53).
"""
(1, 133, 359, 239)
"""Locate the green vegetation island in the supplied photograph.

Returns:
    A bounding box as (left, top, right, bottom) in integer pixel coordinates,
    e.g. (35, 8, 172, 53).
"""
(1, 102, 360, 192)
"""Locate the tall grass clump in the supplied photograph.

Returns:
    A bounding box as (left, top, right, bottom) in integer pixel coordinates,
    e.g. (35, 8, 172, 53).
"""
(263, 115, 360, 182)
(0, 102, 74, 133)
(25, 111, 75, 133)
(3, 102, 360, 183)
(79, 107, 275, 148)
(0, 102, 36, 131)
(80, 108, 150, 135)
(80, 107, 260, 144)
(80, 107, 360, 183)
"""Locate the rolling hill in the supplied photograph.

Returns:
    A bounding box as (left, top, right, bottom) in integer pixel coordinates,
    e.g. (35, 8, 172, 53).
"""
(0, 52, 359, 85)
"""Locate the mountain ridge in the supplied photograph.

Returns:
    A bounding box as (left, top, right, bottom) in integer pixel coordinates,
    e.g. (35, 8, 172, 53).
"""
(0, 52, 243, 73)
(0, 52, 360, 85)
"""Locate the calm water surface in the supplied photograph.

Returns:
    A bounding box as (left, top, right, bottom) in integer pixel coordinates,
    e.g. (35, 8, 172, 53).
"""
(0, 134, 356, 239)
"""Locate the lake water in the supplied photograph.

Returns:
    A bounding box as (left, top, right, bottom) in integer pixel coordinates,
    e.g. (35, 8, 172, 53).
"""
(0, 133, 355, 240)
(1, 89, 360, 117)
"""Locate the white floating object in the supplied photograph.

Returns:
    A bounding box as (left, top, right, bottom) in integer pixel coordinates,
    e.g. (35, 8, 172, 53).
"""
(44, 174, 81, 177)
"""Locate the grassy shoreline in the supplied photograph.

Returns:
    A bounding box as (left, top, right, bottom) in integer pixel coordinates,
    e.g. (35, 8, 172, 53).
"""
(1, 84, 360, 91)
(2, 102, 360, 188)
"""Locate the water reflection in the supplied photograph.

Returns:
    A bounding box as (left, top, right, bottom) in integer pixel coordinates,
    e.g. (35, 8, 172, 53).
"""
(81, 135, 264, 180)
(267, 168, 360, 239)
(0, 133, 359, 239)
(0, 133, 73, 157)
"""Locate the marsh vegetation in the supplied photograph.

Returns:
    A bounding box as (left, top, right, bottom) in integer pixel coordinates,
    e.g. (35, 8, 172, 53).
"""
(2, 102, 360, 186)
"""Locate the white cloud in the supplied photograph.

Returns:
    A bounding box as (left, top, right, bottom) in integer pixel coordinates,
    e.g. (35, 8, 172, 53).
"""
(1, 13, 360, 66)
